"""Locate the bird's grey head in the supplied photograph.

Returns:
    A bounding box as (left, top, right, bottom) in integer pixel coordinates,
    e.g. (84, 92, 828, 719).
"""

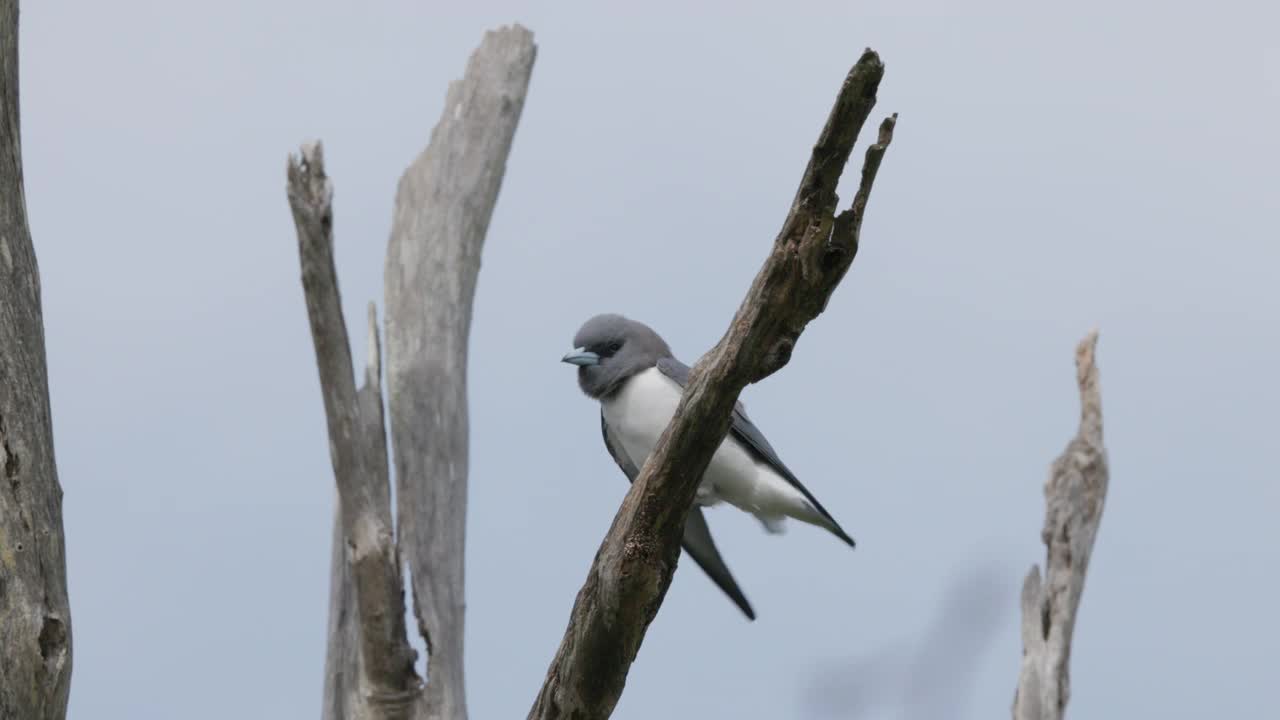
(561, 313, 673, 399)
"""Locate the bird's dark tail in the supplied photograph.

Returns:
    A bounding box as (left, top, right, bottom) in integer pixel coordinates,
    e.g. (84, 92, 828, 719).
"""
(683, 507, 756, 620)
(826, 520, 857, 549)
(800, 500, 856, 549)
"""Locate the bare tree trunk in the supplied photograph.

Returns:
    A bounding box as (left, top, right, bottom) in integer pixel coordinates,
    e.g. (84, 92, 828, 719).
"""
(1013, 331, 1108, 720)
(0, 2, 74, 719)
(290, 24, 535, 720)
(383, 26, 535, 720)
(528, 50, 896, 720)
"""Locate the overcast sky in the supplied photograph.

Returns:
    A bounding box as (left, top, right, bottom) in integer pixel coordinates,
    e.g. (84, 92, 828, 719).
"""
(19, 1, 1278, 718)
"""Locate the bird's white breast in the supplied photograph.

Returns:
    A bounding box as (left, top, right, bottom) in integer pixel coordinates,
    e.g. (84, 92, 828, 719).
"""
(601, 367, 684, 465)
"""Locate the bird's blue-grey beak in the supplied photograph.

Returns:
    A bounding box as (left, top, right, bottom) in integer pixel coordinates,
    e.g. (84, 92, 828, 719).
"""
(561, 347, 600, 366)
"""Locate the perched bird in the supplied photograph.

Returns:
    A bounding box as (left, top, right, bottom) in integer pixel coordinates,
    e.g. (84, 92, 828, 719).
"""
(561, 313, 855, 620)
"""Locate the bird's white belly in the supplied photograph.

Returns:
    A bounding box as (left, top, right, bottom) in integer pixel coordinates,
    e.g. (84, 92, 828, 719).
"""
(602, 368, 802, 520)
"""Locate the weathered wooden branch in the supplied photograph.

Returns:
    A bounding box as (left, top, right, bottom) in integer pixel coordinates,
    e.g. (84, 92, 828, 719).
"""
(321, 497, 360, 720)
(293, 24, 535, 720)
(383, 25, 536, 720)
(528, 50, 896, 720)
(289, 142, 421, 720)
(0, 2, 74, 718)
(1013, 331, 1108, 720)
(321, 304, 387, 720)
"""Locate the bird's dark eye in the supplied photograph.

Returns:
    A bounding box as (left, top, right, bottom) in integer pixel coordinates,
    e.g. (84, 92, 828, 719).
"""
(605, 341, 622, 355)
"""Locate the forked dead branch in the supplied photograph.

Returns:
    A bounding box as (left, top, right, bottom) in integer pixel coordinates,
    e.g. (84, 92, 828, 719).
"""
(528, 49, 897, 720)
(288, 25, 537, 720)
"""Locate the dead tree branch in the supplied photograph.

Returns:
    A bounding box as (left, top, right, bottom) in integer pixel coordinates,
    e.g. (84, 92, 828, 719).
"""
(0, 1, 74, 718)
(321, 303, 388, 720)
(289, 142, 420, 720)
(1013, 331, 1109, 720)
(383, 25, 536, 720)
(321, 496, 360, 720)
(528, 49, 896, 720)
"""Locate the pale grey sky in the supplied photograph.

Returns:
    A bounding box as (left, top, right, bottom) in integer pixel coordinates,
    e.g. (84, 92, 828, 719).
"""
(20, 1, 1278, 718)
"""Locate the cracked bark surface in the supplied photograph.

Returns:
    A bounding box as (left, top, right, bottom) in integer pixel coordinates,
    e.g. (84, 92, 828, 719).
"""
(0, 2, 73, 718)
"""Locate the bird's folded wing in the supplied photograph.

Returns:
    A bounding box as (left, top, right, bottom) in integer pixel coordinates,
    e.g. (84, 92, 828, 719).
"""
(655, 356, 853, 547)
(600, 412, 755, 620)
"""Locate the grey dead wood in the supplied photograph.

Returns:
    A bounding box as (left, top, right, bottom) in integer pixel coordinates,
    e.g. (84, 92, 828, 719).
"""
(528, 49, 896, 720)
(289, 143, 420, 720)
(321, 305, 387, 720)
(383, 24, 536, 720)
(322, 499, 361, 720)
(0, 1, 74, 718)
(292, 24, 535, 720)
(1012, 331, 1109, 720)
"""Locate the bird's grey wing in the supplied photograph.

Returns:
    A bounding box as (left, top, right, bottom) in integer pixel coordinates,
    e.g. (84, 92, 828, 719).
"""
(656, 357, 856, 548)
(600, 414, 643, 480)
(600, 413, 756, 620)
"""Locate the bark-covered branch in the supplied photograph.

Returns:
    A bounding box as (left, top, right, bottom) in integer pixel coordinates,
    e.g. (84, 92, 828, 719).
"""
(528, 50, 896, 720)
(1013, 331, 1109, 720)
(0, 2, 74, 718)
(383, 25, 536, 720)
(288, 143, 421, 720)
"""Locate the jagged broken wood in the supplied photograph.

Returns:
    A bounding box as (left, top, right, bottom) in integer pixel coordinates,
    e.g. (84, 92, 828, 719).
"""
(1012, 331, 1109, 720)
(528, 49, 896, 720)
(289, 24, 536, 720)
(0, 2, 74, 719)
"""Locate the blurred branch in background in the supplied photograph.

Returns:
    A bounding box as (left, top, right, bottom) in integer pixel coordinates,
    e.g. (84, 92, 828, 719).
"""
(808, 332, 1107, 720)
(807, 565, 1010, 720)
